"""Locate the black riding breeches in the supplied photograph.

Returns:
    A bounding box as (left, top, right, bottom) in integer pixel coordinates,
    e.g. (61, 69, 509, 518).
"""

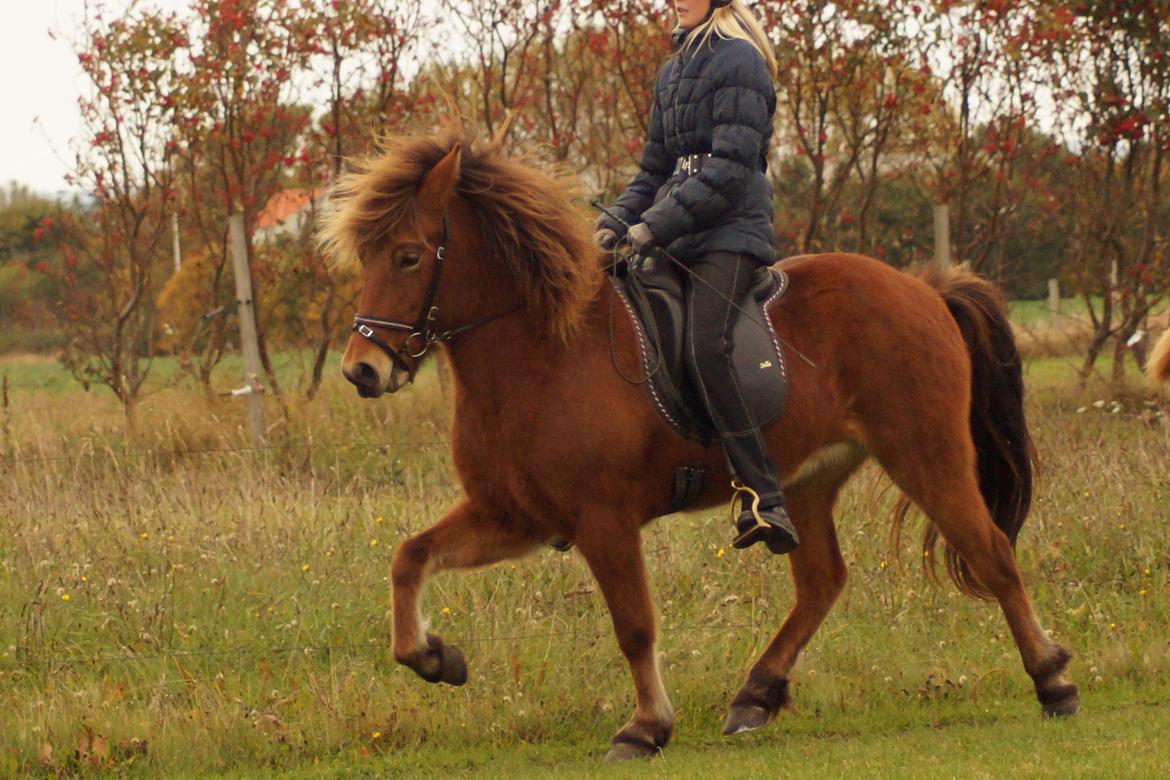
(683, 252, 785, 507)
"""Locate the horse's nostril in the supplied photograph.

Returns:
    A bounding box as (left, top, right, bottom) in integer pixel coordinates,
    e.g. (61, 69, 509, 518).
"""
(354, 362, 378, 385)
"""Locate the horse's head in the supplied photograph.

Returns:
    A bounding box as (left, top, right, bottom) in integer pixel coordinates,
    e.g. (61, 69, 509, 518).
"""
(319, 130, 601, 399)
(332, 144, 464, 397)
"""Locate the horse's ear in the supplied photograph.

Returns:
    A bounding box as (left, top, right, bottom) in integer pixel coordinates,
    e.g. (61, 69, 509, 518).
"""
(418, 144, 463, 211)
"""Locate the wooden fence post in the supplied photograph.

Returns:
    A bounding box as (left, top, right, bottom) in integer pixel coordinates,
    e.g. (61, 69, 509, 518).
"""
(933, 203, 951, 271)
(229, 212, 265, 444)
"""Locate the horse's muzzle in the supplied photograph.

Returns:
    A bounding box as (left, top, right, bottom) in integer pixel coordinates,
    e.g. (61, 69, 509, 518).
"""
(343, 359, 411, 397)
(343, 360, 384, 397)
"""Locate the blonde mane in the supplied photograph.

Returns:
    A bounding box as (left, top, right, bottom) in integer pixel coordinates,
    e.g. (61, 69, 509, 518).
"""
(318, 128, 600, 341)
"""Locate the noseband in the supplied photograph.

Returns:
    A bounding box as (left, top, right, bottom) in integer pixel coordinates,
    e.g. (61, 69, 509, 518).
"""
(352, 214, 517, 384)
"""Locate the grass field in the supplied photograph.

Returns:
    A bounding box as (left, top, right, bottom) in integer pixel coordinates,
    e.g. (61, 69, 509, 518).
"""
(1, 348, 1168, 777)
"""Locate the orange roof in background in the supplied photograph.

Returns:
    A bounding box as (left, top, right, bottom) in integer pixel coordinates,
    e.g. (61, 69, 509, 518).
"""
(256, 188, 321, 230)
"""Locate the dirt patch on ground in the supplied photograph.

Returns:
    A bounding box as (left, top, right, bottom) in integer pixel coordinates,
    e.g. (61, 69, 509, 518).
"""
(0, 352, 56, 367)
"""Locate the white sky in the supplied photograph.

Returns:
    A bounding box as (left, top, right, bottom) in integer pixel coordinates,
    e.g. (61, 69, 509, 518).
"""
(0, 0, 185, 198)
(1, 2, 87, 197)
(0, 0, 446, 200)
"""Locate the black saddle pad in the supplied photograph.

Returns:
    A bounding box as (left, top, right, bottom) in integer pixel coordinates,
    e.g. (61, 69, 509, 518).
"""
(611, 256, 789, 444)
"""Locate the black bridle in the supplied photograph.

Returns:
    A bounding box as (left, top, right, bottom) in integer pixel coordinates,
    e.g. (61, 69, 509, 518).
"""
(351, 214, 517, 384)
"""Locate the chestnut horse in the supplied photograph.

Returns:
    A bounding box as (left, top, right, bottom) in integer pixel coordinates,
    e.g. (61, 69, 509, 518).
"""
(1149, 327, 1170, 387)
(319, 130, 1079, 761)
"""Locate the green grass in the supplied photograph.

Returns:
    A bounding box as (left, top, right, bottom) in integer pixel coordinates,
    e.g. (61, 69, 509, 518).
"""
(1, 353, 1168, 777)
(0, 349, 345, 398)
(255, 689, 1170, 778)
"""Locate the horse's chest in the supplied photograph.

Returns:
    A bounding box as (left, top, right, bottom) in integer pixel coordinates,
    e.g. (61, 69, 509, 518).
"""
(450, 394, 639, 517)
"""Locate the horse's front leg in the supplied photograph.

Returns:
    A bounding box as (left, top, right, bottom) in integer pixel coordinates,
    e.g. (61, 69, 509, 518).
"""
(391, 497, 540, 685)
(575, 518, 673, 762)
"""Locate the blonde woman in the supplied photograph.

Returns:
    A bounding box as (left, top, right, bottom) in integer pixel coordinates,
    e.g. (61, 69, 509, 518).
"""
(596, 1, 795, 554)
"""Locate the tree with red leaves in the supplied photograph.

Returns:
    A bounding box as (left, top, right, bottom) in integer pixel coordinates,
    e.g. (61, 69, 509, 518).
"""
(48, 4, 185, 425)
(1033, 0, 1170, 386)
(170, 0, 313, 403)
(283, 0, 435, 399)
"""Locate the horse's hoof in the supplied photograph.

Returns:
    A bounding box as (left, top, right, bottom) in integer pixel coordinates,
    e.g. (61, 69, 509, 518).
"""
(412, 634, 468, 686)
(1041, 684, 1080, 718)
(724, 674, 789, 735)
(722, 704, 770, 735)
(604, 738, 660, 763)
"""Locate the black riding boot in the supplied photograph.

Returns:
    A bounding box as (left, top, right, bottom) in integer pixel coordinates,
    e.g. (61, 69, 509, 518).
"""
(682, 252, 798, 555)
(731, 483, 799, 555)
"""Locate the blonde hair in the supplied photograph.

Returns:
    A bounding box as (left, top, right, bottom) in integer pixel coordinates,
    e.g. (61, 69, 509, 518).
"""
(680, 1, 778, 79)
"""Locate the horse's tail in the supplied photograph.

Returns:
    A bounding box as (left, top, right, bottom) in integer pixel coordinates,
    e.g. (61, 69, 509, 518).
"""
(1147, 328, 1170, 388)
(911, 267, 1038, 599)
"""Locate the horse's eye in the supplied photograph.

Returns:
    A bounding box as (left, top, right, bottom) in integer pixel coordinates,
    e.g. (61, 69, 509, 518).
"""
(395, 252, 421, 270)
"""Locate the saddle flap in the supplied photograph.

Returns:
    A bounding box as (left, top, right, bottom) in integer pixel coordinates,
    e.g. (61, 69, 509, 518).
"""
(731, 269, 788, 421)
(613, 262, 789, 444)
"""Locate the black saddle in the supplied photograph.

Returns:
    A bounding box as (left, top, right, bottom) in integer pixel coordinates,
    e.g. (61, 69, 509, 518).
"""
(610, 254, 790, 445)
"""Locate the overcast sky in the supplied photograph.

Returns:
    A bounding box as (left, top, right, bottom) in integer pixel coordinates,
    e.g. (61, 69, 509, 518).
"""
(0, 0, 450, 200)
(0, 1, 185, 198)
(0, 2, 85, 197)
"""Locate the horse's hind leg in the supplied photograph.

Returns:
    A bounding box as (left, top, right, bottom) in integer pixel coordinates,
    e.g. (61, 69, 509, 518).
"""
(574, 514, 673, 762)
(391, 497, 541, 685)
(874, 435, 1079, 717)
(724, 473, 851, 735)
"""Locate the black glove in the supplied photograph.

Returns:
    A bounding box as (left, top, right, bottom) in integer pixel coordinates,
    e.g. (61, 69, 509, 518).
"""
(594, 227, 619, 251)
(627, 222, 656, 254)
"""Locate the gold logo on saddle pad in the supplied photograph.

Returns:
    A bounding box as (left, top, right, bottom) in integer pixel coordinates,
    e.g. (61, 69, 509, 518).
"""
(759, 360, 773, 369)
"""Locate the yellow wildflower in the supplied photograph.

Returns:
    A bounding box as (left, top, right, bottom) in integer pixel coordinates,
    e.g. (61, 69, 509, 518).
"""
(369, 538, 379, 547)
(61, 594, 70, 602)
(716, 548, 725, 559)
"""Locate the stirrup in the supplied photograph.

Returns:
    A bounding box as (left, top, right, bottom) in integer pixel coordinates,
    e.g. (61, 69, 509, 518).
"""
(729, 480, 799, 555)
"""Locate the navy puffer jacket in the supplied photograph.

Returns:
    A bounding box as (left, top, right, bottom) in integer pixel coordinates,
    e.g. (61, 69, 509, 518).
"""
(601, 28, 777, 264)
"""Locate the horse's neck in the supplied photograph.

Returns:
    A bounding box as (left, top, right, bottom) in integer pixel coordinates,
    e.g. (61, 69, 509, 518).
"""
(442, 284, 616, 417)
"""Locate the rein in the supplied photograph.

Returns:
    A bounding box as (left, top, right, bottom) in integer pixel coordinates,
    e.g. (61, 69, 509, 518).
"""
(352, 213, 519, 383)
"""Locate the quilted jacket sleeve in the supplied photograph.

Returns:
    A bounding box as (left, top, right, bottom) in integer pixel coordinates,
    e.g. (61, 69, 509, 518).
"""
(599, 75, 674, 236)
(640, 42, 773, 247)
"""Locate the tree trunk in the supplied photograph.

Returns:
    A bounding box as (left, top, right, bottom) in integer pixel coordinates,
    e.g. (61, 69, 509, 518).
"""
(305, 285, 335, 401)
(1077, 328, 1110, 392)
(1110, 334, 1128, 389)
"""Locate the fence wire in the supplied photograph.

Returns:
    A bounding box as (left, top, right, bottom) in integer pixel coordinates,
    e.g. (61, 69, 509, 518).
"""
(1, 622, 768, 673)
(0, 437, 449, 466)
